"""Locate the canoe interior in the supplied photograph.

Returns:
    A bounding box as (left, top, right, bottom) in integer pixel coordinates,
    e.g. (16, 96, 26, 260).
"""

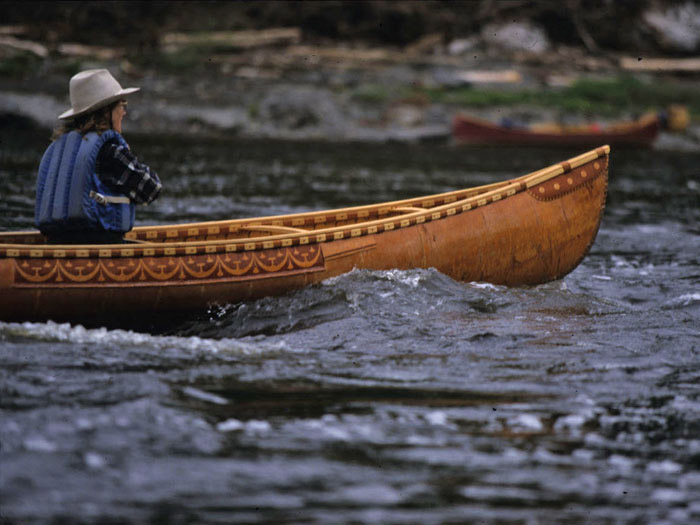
(0, 145, 609, 250)
(0, 173, 531, 246)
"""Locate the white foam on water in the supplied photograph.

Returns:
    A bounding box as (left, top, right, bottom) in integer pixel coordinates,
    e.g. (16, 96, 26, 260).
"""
(214, 418, 271, 434)
(216, 419, 244, 432)
(469, 282, 500, 290)
(424, 410, 450, 426)
(23, 436, 58, 453)
(646, 460, 683, 475)
(83, 451, 107, 470)
(651, 488, 686, 503)
(607, 454, 635, 472)
(553, 413, 587, 434)
(335, 483, 403, 505)
(510, 414, 544, 432)
(383, 268, 425, 287)
(677, 292, 700, 305)
(669, 398, 698, 417)
(636, 224, 674, 235)
(322, 267, 431, 289)
(244, 420, 272, 434)
(0, 320, 292, 356)
(181, 386, 229, 405)
(661, 292, 700, 309)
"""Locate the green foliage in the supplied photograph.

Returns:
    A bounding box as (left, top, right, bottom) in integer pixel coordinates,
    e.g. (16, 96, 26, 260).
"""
(143, 49, 208, 72)
(52, 59, 85, 78)
(351, 84, 397, 104)
(0, 52, 43, 77)
(247, 103, 259, 119)
(422, 75, 700, 118)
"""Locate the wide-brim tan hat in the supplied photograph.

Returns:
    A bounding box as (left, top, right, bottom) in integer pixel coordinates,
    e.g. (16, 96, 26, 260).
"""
(59, 69, 140, 120)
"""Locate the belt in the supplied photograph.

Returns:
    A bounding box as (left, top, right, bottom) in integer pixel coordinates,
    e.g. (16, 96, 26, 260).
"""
(89, 191, 131, 205)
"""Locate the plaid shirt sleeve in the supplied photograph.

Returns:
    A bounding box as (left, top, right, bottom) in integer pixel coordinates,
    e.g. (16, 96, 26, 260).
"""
(96, 140, 162, 205)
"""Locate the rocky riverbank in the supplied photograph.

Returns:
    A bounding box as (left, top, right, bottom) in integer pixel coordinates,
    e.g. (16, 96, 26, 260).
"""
(2, 1, 700, 146)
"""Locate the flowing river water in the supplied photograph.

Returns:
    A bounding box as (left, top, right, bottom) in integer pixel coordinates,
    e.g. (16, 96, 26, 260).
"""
(1, 125, 699, 524)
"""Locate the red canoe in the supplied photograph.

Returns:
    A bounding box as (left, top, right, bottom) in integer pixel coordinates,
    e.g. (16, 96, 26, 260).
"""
(453, 113, 659, 148)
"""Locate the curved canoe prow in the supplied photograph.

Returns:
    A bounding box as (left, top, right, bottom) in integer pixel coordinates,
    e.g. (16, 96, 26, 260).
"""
(0, 146, 610, 323)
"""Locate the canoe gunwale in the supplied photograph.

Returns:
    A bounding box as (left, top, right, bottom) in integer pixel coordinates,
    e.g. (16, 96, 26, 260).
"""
(0, 146, 610, 260)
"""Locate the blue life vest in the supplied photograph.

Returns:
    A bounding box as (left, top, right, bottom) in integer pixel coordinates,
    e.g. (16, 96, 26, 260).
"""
(35, 130, 136, 234)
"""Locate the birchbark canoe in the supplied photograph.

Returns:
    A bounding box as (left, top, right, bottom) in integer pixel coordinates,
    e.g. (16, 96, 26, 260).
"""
(453, 112, 658, 148)
(0, 146, 610, 323)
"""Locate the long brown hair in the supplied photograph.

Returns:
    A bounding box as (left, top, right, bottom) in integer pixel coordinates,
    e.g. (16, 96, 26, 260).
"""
(51, 101, 119, 141)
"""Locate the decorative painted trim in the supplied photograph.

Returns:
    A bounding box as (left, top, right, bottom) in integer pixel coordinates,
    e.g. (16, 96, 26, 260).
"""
(12, 245, 324, 287)
(528, 156, 607, 201)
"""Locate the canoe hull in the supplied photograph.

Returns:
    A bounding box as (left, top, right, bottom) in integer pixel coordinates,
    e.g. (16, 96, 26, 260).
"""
(453, 114, 658, 148)
(0, 147, 609, 323)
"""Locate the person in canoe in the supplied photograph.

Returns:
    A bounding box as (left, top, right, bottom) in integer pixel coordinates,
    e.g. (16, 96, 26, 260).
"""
(35, 69, 162, 244)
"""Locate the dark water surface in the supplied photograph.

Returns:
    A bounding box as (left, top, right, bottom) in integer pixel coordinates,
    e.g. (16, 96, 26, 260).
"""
(1, 127, 699, 524)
